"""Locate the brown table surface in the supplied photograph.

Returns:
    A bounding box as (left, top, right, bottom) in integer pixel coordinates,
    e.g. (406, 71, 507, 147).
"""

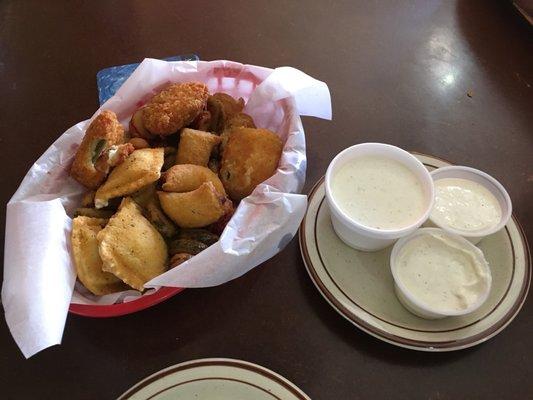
(1, 1, 532, 399)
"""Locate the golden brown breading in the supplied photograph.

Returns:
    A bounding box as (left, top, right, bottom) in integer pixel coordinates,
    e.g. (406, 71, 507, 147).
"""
(70, 110, 125, 189)
(94, 143, 135, 174)
(129, 138, 150, 149)
(207, 96, 223, 132)
(158, 182, 226, 228)
(162, 164, 226, 195)
(71, 216, 130, 296)
(97, 198, 168, 292)
(175, 128, 221, 166)
(220, 113, 257, 152)
(212, 93, 245, 119)
(207, 93, 245, 133)
(129, 108, 155, 140)
(141, 82, 209, 136)
(220, 128, 283, 201)
(94, 148, 164, 208)
(225, 113, 256, 130)
(80, 191, 96, 208)
(190, 110, 212, 131)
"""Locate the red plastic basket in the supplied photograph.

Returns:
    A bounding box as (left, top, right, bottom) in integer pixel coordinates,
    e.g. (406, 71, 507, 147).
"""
(69, 287, 185, 317)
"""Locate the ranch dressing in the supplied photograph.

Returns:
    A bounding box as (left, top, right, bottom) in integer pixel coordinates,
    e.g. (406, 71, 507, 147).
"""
(431, 178, 501, 232)
(331, 156, 426, 230)
(396, 231, 490, 313)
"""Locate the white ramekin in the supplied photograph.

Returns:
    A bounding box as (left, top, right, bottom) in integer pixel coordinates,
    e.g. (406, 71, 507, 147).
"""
(325, 143, 435, 252)
(390, 228, 492, 319)
(428, 166, 512, 244)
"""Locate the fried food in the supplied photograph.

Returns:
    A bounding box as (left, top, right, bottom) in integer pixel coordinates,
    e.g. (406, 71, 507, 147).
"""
(97, 198, 168, 291)
(170, 253, 193, 268)
(190, 110, 212, 131)
(225, 112, 256, 130)
(168, 238, 208, 256)
(206, 96, 223, 132)
(207, 158, 220, 174)
(107, 143, 136, 167)
(158, 182, 226, 228)
(94, 143, 135, 175)
(129, 108, 155, 140)
(131, 183, 157, 208)
(162, 146, 177, 171)
(74, 208, 115, 219)
(70, 110, 125, 189)
(176, 229, 219, 246)
(162, 164, 226, 195)
(220, 113, 256, 152)
(145, 199, 177, 239)
(142, 82, 209, 136)
(175, 128, 221, 166)
(129, 137, 149, 149)
(94, 148, 164, 208)
(220, 127, 283, 200)
(71, 217, 130, 296)
(212, 93, 245, 117)
(70, 83, 286, 298)
(131, 184, 177, 239)
(81, 191, 96, 208)
(207, 93, 245, 133)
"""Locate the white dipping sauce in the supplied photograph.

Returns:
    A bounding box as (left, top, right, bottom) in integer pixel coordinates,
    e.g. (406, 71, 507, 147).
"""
(431, 178, 501, 232)
(331, 156, 426, 230)
(396, 231, 490, 313)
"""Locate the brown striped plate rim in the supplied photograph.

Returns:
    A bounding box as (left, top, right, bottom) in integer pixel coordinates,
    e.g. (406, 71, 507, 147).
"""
(116, 358, 311, 400)
(299, 152, 531, 352)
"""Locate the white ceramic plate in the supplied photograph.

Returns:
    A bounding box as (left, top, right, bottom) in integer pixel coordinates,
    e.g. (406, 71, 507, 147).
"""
(117, 358, 311, 400)
(299, 153, 531, 352)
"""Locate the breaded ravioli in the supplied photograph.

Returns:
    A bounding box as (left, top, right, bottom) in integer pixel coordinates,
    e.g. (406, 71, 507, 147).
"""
(94, 148, 164, 208)
(142, 82, 209, 135)
(97, 198, 168, 291)
(158, 182, 226, 228)
(220, 127, 283, 201)
(70, 110, 125, 189)
(175, 128, 221, 167)
(71, 216, 130, 295)
(162, 164, 226, 195)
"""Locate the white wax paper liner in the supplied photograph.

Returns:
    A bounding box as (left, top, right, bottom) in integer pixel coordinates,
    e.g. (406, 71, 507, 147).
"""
(2, 59, 331, 358)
